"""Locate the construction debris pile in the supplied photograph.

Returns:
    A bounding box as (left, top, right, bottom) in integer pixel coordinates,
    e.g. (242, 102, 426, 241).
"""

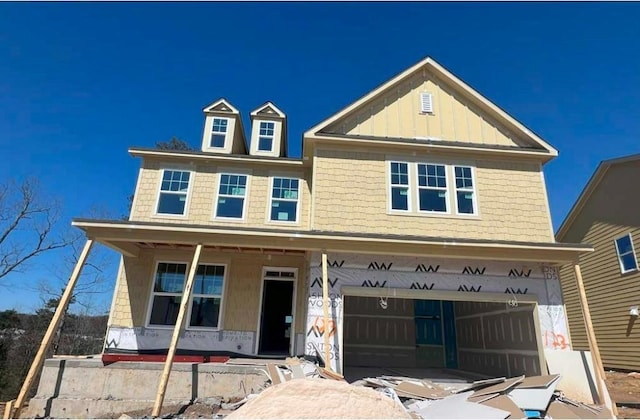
(221, 359, 614, 419)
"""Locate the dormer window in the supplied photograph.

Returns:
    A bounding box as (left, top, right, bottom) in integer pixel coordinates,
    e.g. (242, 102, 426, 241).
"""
(250, 102, 286, 157)
(201, 99, 247, 155)
(210, 118, 229, 148)
(258, 122, 275, 151)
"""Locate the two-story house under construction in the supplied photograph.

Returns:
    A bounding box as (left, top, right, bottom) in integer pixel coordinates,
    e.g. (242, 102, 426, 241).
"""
(72, 57, 591, 378)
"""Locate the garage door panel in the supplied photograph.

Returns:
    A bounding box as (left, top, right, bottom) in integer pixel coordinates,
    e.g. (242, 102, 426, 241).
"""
(509, 353, 541, 376)
(344, 346, 417, 368)
(345, 296, 414, 317)
(344, 316, 416, 346)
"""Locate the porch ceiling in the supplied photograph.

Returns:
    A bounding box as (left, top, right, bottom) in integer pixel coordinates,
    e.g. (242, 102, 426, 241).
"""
(72, 218, 593, 264)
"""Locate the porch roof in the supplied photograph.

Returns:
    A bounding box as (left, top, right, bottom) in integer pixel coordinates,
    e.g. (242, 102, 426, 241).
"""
(72, 218, 592, 264)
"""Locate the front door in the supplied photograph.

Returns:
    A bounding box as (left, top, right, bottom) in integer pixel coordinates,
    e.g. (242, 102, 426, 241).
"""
(258, 279, 294, 355)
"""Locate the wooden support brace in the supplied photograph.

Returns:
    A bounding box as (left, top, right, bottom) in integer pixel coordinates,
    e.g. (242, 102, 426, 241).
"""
(11, 239, 94, 419)
(152, 244, 203, 418)
(321, 252, 331, 371)
(574, 264, 606, 406)
(3, 400, 14, 420)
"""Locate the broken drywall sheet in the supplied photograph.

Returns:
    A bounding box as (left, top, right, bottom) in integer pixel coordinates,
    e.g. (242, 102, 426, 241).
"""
(545, 349, 614, 410)
(507, 375, 560, 411)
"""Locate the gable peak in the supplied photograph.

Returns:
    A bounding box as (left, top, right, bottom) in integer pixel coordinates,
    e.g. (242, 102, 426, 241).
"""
(250, 101, 286, 119)
(203, 98, 239, 114)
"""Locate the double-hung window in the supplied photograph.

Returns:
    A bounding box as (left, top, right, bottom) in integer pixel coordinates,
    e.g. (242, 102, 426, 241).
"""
(454, 166, 476, 214)
(258, 122, 275, 152)
(210, 118, 228, 148)
(157, 170, 190, 215)
(390, 162, 410, 211)
(615, 234, 638, 274)
(215, 174, 247, 219)
(270, 177, 299, 222)
(388, 161, 478, 216)
(417, 163, 448, 212)
(148, 262, 225, 329)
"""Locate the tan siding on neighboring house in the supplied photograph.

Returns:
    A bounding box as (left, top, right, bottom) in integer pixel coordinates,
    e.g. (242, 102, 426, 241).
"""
(324, 71, 528, 148)
(312, 147, 553, 242)
(558, 161, 640, 370)
(130, 158, 311, 230)
(109, 248, 307, 335)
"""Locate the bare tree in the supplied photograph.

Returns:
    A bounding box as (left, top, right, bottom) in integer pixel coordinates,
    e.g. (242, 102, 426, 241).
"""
(0, 179, 72, 282)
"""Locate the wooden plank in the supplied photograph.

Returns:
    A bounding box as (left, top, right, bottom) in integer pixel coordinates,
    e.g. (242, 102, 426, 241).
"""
(152, 243, 202, 418)
(321, 252, 330, 370)
(3, 400, 14, 420)
(574, 264, 605, 406)
(11, 239, 94, 419)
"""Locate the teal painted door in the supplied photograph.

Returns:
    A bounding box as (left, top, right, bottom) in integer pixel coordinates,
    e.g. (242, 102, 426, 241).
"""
(442, 301, 458, 369)
(414, 300, 444, 367)
(414, 300, 458, 369)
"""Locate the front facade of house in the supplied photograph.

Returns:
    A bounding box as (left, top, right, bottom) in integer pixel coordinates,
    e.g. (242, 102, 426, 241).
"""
(556, 155, 640, 371)
(75, 58, 590, 377)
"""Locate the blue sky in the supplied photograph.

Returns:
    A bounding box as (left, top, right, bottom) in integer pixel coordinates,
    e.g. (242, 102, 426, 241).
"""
(1, 2, 639, 313)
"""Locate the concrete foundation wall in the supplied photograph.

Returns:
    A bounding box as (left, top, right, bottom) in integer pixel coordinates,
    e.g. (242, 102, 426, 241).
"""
(25, 358, 268, 419)
(455, 301, 542, 377)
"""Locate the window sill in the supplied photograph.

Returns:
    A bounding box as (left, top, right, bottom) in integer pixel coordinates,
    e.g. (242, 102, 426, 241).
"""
(212, 216, 247, 223)
(620, 267, 639, 276)
(146, 325, 222, 332)
(387, 210, 481, 221)
(266, 219, 301, 226)
(151, 213, 190, 220)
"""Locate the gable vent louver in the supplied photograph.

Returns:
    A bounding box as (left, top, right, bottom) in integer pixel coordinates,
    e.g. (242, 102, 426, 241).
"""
(420, 92, 434, 114)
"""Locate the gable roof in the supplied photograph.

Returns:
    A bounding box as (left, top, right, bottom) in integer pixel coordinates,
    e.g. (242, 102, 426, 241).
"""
(556, 153, 640, 241)
(304, 56, 558, 156)
(203, 98, 239, 114)
(250, 101, 286, 118)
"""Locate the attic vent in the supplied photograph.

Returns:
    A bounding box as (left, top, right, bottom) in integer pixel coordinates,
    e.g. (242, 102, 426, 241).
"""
(420, 92, 434, 114)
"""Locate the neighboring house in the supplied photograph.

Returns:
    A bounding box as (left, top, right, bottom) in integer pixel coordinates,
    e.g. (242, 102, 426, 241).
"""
(556, 154, 640, 371)
(73, 57, 591, 378)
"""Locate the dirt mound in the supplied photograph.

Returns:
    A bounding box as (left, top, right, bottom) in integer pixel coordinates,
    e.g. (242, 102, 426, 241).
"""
(227, 378, 411, 419)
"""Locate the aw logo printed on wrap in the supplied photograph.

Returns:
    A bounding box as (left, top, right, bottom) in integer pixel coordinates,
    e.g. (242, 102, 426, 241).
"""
(508, 268, 532, 277)
(310, 277, 339, 289)
(318, 260, 345, 268)
(361, 280, 387, 287)
(415, 264, 440, 273)
(367, 262, 393, 270)
(410, 282, 435, 290)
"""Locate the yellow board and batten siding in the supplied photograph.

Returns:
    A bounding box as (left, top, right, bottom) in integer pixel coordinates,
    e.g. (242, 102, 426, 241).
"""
(558, 161, 640, 370)
(311, 147, 553, 243)
(129, 157, 311, 230)
(109, 247, 307, 335)
(325, 71, 525, 148)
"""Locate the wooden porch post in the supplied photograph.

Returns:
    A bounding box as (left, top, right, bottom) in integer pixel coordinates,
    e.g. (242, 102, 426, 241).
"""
(11, 239, 94, 419)
(321, 252, 331, 370)
(574, 264, 606, 406)
(152, 243, 203, 418)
